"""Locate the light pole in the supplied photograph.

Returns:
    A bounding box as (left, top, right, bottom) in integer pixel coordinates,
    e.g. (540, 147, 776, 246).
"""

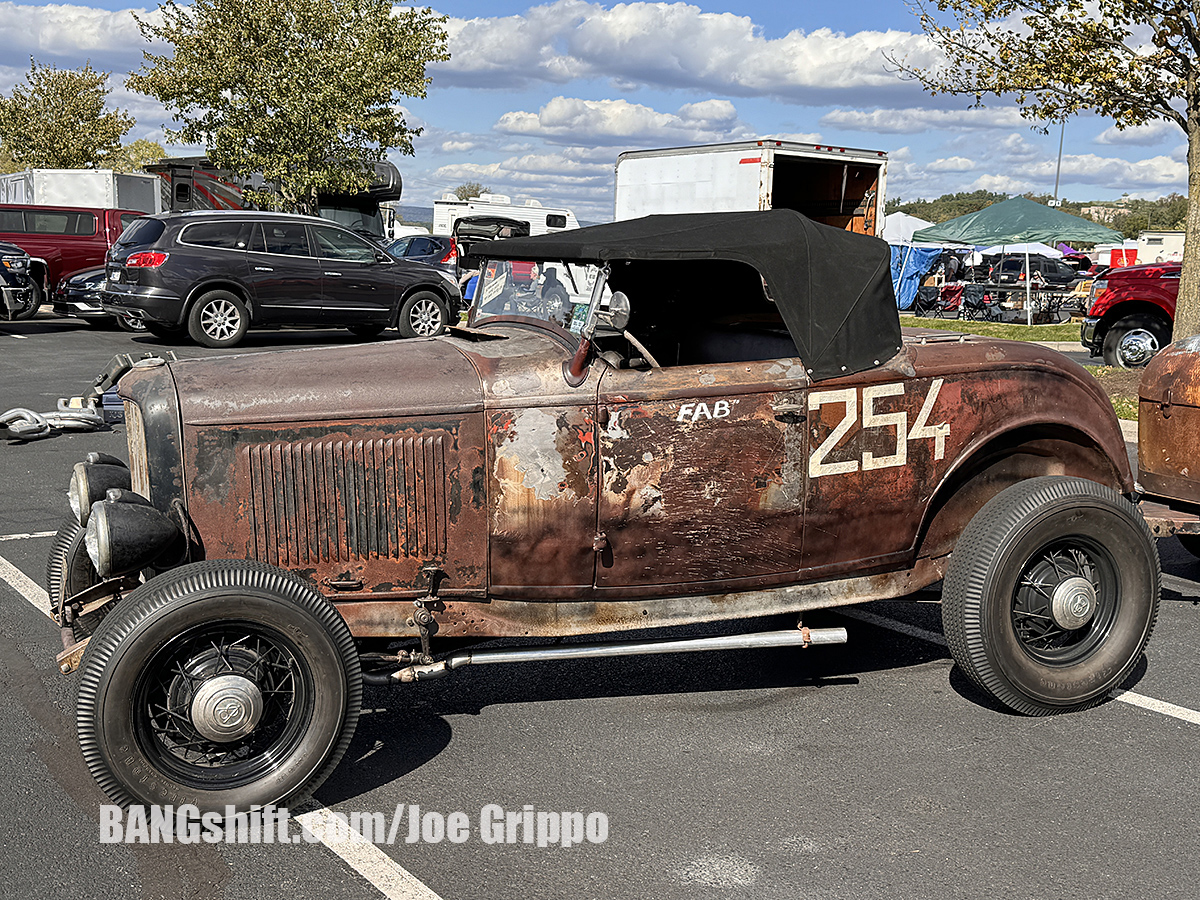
(1052, 119, 1065, 206)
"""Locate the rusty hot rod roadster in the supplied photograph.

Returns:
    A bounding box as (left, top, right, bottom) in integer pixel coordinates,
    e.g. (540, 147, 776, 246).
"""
(50, 210, 1159, 811)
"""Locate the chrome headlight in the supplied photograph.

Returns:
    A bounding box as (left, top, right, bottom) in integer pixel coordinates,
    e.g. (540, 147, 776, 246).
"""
(67, 455, 131, 525)
(85, 489, 184, 578)
(1, 255, 28, 274)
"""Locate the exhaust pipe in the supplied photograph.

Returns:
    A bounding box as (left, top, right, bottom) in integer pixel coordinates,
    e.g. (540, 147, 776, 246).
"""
(363, 626, 848, 685)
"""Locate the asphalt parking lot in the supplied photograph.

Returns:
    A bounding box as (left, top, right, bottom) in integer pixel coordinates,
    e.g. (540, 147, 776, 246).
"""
(2, 310, 1199, 900)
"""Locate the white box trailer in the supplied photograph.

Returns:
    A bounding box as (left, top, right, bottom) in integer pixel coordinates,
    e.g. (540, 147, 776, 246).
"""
(432, 194, 579, 237)
(0, 168, 161, 213)
(614, 140, 888, 235)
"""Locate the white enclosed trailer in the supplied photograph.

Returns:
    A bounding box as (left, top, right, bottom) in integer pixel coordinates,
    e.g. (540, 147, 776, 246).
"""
(0, 169, 161, 213)
(614, 140, 887, 235)
(433, 194, 579, 237)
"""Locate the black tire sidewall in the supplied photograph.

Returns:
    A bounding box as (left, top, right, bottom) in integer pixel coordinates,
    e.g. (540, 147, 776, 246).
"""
(1102, 314, 1170, 368)
(398, 291, 447, 338)
(78, 563, 358, 811)
(10, 280, 43, 320)
(945, 478, 1159, 714)
(188, 290, 249, 348)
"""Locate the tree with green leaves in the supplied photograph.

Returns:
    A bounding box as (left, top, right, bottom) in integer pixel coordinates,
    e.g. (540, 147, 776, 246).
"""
(0, 59, 134, 170)
(454, 181, 489, 200)
(103, 138, 166, 174)
(128, 0, 449, 213)
(888, 1, 1200, 340)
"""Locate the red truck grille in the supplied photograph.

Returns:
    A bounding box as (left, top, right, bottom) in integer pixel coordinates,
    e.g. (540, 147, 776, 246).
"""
(243, 436, 448, 566)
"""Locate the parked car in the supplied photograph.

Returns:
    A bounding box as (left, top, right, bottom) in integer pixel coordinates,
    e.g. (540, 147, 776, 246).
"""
(0, 203, 144, 314)
(52, 266, 146, 332)
(383, 233, 457, 276)
(50, 210, 1158, 813)
(1139, 337, 1200, 557)
(101, 211, 462, 347)
(992, 254, 1082, 287)
(0, 239, 35, 319)
(1081, 261, 1178, 368)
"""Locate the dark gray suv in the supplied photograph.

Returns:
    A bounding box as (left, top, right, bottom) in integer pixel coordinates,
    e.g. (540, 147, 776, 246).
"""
(103, 211, 462, 347)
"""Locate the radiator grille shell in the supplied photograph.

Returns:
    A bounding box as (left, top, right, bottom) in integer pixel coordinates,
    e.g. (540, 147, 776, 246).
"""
(244, 436, 448, 566)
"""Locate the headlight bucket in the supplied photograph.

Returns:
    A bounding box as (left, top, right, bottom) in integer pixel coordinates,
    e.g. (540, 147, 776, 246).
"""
(69, 461, 132, 525)
(84, 489, 185, 578)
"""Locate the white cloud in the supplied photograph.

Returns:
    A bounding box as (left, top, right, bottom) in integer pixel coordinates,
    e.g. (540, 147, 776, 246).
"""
(0, 3, 158, 71)
(926, 156, 975, 172)
(434, 1, 937, 103)
(821, 106, 1028, 134)
(1094, 119, 1181, 146)
(495, 96, 749, 146)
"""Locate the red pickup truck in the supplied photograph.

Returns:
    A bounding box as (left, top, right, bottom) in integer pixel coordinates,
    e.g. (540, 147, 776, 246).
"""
(1080, 261, 1178, 367)
(0, 204, 144, 316)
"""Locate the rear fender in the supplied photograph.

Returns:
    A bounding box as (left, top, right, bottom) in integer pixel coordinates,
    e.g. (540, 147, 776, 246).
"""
(917, 424, 1127, 561)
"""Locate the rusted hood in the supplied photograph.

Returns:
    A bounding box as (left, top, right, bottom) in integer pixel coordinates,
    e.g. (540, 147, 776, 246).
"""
(1140, 337, 1200, 407)
(170, 338, 485, 425)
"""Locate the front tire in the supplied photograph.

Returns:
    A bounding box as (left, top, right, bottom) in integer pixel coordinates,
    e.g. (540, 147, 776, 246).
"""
(1101, 313, 1170, 368)
(188, 290, 249, 348)
(397, 291, 448, 338)
(76, 560, 361, 812)
(942, 476, 1159, 715)
(45, 519, 106, 637)
(8, 281, 42, 320)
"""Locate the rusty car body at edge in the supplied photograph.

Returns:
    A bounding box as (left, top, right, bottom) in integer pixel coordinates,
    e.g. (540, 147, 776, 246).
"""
(49, 210, 1160, 812)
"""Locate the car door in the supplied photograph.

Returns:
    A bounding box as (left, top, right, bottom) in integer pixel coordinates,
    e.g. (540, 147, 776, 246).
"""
(310, 223, 396, 324)
(799, 368, 952, 578)
(243, 220, 323, 323)
(595, 359, 810, 591)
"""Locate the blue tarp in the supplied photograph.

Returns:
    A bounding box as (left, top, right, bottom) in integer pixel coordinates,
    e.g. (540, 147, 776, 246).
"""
(890, 245, 941, 310)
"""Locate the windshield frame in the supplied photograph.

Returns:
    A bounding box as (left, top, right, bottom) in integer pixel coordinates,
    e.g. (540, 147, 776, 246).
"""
(468, 257, 609, 344)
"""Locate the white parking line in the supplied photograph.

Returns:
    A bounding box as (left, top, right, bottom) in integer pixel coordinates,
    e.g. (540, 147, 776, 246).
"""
(0, 552, 51, 619)
(838, 606, 1200, 726)
(0, 530, 56, 542)
(294, 805, 445, 900)
(0, 550, 442, 900)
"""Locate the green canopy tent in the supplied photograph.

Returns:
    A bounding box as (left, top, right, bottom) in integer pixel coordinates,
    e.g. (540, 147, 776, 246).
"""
(911, 197, 1123, 324)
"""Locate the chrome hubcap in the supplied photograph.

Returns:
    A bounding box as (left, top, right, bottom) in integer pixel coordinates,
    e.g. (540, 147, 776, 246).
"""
(201, 299, 241, 340)
(190, 674, 264, 742)
(1118, 329, 1158, 367)
(1050, 575, 1098, 630)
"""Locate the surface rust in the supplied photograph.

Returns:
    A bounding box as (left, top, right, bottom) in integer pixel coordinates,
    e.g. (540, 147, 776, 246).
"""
(1139, 338, 1200, 506)
(143, 323, 1131, 639)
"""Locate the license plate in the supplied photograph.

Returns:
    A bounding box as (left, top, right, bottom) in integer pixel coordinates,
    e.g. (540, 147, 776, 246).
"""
(108, 269, 121, 283)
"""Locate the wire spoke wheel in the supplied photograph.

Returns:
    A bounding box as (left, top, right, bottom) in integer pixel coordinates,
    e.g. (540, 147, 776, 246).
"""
(134, 621, 312, 788)
(943, 476, 1159, 715)
(76, 560, 360, 811)
(1010, 539, 1117, 664)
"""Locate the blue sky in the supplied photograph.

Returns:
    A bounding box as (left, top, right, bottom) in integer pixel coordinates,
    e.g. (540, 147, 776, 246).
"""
(0, 1, 1186, 221)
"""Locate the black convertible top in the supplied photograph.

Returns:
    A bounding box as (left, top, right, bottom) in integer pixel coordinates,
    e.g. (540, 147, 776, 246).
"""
(475, 209, 902, 381)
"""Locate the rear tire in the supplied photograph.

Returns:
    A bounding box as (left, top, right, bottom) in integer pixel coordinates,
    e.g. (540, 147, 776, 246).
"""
(397, 291, 448, 338)
(942, 476, 1159, 715)
(1101, 314, 1170, 368)
(116, 314, 148, 333)
(188, 290, 249, 348)
(76, 559, 361, 812)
